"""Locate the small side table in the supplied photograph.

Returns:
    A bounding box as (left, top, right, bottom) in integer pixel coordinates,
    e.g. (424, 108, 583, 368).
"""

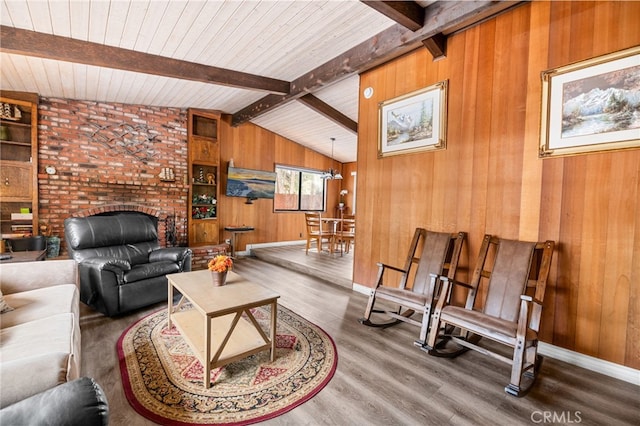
(224, 226, 255, 257)
(167, 270, 280, 388)
(0, 250, 47, 263)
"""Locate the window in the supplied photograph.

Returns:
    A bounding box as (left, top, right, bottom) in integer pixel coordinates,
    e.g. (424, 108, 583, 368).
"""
(274, 165, 326, 212)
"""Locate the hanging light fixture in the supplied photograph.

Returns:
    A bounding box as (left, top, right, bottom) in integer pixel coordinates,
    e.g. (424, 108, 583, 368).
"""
(323, 137, 343, 180)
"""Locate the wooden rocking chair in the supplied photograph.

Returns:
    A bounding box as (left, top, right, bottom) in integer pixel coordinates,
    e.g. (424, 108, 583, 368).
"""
(423, 235, 555, 397)
(359, 229, 465, 346)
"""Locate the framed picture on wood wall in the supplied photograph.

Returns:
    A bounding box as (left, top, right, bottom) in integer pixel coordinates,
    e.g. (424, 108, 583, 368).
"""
(378, 80, 447, 158)
(539, 46, 640, 158)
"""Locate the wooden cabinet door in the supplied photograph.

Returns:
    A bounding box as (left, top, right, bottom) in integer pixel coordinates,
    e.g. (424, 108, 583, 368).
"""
(0, 162, 32, 200)
(190, 220, 219, 245)
(191, 137, 219, 164)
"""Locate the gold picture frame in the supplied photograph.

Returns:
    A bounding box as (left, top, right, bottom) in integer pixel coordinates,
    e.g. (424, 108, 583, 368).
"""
(378, 80, 447, 158)
(539, 46, 640, 158)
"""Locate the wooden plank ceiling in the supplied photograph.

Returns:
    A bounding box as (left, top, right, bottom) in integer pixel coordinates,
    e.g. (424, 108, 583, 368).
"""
(0, 0, 521, 163)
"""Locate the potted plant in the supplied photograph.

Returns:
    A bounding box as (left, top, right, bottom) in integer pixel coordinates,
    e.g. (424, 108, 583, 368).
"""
(207, 254, 233, 286)
(39, 221, 60, 258)
(339, 189, 348, 209)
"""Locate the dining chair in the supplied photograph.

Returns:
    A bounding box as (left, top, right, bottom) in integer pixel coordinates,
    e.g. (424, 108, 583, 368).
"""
(304, 212, 335, 255)
(336, 214, 355, 255)
(423, 235, 555, 396)
(359, 228, 465, 346)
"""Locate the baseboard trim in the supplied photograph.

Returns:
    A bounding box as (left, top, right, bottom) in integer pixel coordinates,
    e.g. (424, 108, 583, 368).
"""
(351, 282, 639, 386)
(352, 282, 372, 296)
(248, 240, 305, 250)
(537, 342, 639, 386)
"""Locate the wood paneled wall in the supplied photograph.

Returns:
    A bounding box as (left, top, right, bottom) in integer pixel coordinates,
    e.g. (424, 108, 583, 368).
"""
(219, 116, 344, 250)
(355, 1, 639, 368)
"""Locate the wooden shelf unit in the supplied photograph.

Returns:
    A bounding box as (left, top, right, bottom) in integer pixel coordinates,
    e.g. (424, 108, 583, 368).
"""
(0, 92, 38, 239)
(187, 109, 221, 246)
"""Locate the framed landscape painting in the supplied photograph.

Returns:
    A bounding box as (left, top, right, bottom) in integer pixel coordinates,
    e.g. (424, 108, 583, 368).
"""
(378, 80, 447, 158)
(539, 46, 640, 158)
(226, 167, 276, 199)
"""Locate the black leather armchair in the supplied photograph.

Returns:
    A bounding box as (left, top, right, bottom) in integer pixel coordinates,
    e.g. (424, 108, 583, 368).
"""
(64, 213, 192, 316)
(0, 377, 109, 426)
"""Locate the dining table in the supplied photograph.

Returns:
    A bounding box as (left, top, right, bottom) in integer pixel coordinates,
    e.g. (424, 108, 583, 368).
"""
(320, 217, 354, 256)
(320, 217, 342, 232)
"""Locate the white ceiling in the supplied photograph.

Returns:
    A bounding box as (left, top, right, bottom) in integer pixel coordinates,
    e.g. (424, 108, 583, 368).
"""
(1, 1, 509, 163)
(1, 0, 399, 163)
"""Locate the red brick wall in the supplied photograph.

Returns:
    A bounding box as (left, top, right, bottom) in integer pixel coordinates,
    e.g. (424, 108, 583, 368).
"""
(190, 244, 230, 271)
(37, 98, 189, 254)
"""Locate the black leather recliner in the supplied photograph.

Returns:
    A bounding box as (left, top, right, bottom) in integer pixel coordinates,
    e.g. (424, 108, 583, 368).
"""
(64, 213, 192, 316)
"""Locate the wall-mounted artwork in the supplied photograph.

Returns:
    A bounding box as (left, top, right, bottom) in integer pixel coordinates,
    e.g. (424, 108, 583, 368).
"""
(540, 46, 640, 158)
(378, 80, 447, 158)
(86, 122, 157, 164)
(226, 167, 276, 199)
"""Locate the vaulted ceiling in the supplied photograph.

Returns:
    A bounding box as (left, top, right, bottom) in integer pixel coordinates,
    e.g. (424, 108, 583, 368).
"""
(0, 0, 521, 163)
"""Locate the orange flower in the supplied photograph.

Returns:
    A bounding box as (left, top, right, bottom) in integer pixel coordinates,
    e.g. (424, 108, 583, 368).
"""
(208, 255, 233, 272)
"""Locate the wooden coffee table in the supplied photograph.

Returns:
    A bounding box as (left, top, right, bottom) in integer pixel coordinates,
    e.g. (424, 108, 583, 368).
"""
(166, 269, 280, 388)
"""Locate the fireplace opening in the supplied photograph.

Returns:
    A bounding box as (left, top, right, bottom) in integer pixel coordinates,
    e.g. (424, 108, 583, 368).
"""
(69, 204, 177, 248)
(95, 210, 159, 230)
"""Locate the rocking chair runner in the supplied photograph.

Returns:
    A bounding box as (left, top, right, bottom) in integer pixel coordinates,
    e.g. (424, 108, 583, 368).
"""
(423, 235, 555, 397)
(359, 229, 465, 346)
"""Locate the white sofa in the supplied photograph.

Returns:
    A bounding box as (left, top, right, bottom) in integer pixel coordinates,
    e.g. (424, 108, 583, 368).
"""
(0, 259, 81, 408)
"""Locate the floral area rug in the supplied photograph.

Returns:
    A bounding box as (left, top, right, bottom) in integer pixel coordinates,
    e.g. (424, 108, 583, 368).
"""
(117, 304, 338, 425)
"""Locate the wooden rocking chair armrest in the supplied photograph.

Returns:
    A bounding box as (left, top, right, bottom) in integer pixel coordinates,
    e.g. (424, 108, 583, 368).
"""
(425, 274, 453, 308)
(448, 278, 474, 290)
(430, 277, 453, 315)
(520, 295, 544, 332)
(427, 273, 446, 301)
(374, 262, 407, 289)
(520, 295, 543, 306)
(517, 297, 534, 337)
(430, 276, 473, 301)
(376, 262, 406, 273)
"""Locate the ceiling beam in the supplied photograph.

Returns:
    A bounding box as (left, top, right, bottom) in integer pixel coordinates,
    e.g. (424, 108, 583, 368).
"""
(298, 94, 358, 134)
(423, 33, 447, 60)
(360, 1, 425, 32)
(0, 25, 290, 95)
(232, 1, 523, 126)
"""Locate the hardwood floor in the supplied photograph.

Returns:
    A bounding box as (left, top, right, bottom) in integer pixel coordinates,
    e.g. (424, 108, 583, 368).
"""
(251, 243, 354, 289)
(80, 252, 639, 425)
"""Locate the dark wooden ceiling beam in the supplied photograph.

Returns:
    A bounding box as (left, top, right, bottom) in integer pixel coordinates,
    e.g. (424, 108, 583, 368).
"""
(298, 94, 358, 134)
(423, 33, 447, 60)
(360, 1, 425, 32)
(232, 1, 523, 126)
(0, 25, 290, 95)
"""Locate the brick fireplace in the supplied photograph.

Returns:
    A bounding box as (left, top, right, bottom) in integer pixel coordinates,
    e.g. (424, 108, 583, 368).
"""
(36, 97, 228, 267)
(37, 98, 189, 256)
